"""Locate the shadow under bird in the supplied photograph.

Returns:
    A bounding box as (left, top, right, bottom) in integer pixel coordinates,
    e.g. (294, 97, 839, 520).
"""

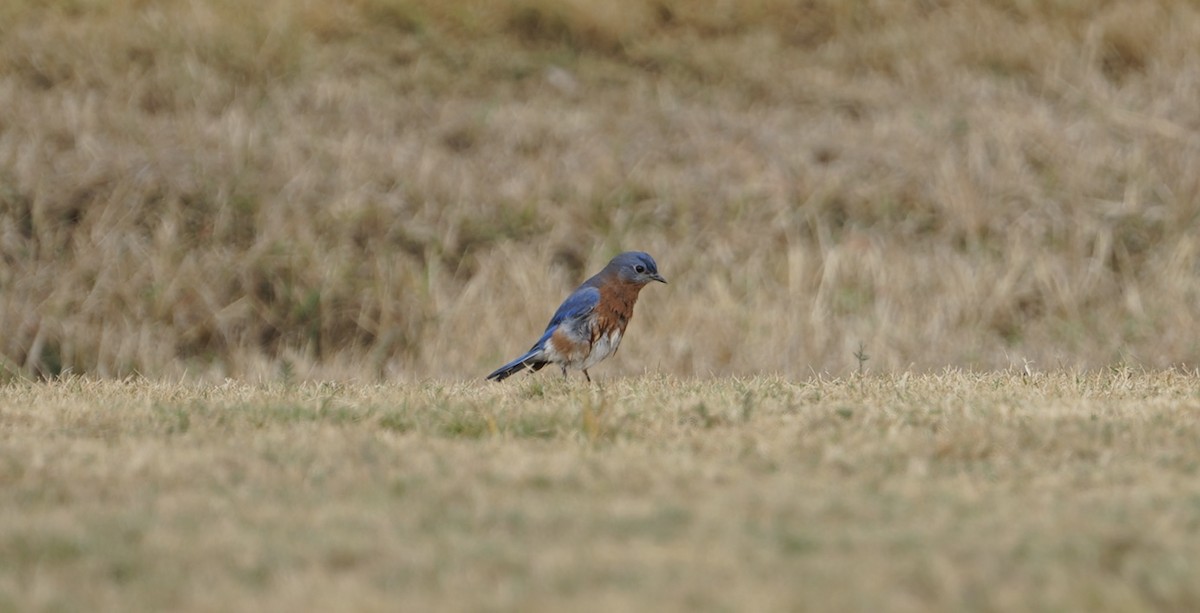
(486, 251, 667, 383)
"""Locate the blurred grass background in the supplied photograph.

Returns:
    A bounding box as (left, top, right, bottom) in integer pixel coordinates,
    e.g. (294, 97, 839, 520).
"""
(1, 0, 1199, 380)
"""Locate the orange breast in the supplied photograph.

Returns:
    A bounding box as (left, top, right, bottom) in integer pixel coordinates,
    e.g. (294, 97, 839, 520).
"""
(592, 280, 641, 343)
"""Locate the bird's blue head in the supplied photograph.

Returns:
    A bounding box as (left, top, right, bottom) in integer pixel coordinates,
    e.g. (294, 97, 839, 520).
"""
(608, 251, 667, 285)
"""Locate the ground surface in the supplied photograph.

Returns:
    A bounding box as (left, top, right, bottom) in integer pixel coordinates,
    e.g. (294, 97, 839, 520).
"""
(3, 372, 1199, 612)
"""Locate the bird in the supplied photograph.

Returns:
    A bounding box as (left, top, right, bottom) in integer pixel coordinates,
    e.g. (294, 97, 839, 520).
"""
(486, 251, 667, 383)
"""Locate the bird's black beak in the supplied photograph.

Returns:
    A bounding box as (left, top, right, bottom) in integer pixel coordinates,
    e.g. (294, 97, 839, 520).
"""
(650, 273, 667, 284)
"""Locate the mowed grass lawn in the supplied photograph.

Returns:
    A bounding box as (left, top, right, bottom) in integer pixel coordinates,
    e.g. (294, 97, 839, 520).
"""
(2, 372, 1200, 611)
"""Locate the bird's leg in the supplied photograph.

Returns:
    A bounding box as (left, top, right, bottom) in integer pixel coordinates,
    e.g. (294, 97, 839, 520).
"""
(583, 369, 592, 384)
(560, 365, 568, 379)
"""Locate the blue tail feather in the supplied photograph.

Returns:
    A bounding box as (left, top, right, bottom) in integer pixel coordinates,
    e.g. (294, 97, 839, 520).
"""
(486, 350, 541, 381)
(486, 329, 555, 382)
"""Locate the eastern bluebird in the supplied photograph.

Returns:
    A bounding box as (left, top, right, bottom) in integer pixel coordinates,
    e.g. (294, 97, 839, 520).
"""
(486, 251, 667, 383)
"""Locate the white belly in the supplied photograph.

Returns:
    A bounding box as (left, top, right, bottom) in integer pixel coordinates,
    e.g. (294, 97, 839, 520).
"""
(581, 329, 622, 370)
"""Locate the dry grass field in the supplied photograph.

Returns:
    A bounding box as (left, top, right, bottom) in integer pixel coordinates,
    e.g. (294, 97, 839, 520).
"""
(3, 371, 1200, 611)
(3, 2, 1200, 610)
(1, 0, 1199, 379)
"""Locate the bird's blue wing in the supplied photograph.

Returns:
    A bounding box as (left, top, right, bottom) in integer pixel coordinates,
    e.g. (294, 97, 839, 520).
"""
(487, 286, 600, 382)
(544, 286, 600, 333)
(515, 286, 599, 356)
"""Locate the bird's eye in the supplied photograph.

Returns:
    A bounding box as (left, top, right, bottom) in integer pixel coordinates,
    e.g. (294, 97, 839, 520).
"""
(634, 265, 646, 274)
